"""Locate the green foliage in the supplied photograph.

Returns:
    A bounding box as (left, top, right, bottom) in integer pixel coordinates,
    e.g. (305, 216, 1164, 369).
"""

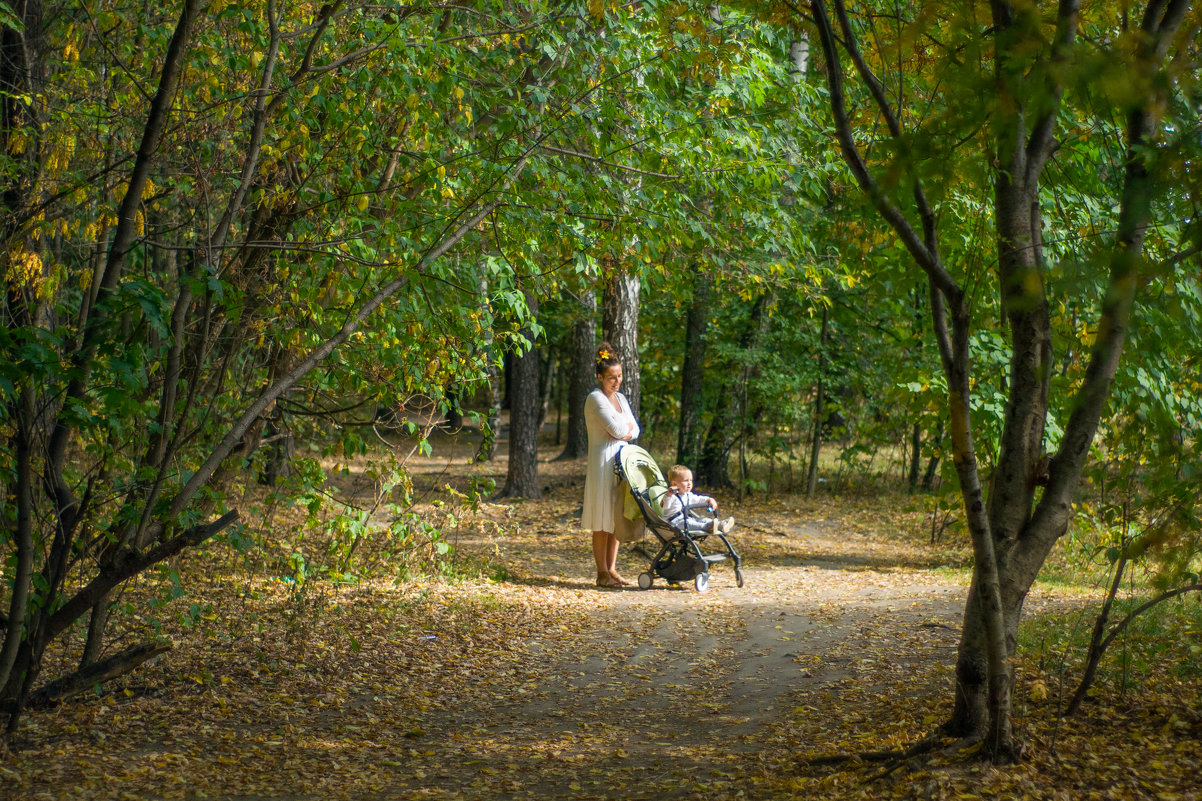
(2, 0, 777, 715)
(1021, 581, 1202, 687)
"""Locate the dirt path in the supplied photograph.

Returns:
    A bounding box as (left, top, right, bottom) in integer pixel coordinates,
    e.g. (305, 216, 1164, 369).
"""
(379, 505, 969, 801)
(5, 447, 975, 801)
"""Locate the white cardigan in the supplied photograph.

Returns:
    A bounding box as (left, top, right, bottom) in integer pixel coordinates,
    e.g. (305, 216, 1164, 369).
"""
(580, 389, 639, 532)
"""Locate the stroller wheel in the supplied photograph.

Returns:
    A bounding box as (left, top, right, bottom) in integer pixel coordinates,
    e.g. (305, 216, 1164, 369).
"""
(735, 567, 745, 588)
(638, 572, 653, 590)
(694, 572, 710, 593)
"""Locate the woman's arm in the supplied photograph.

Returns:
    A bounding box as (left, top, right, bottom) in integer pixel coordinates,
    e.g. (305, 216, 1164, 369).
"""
(620, 393, 640, 440)
(587, 391, 632, 439)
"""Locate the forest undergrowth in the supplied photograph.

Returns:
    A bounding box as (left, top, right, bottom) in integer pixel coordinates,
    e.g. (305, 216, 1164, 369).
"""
(2, 432, 1200, 801)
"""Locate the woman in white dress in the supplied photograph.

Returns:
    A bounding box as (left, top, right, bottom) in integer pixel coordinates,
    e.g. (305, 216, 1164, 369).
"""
(582, 343, 640, 587)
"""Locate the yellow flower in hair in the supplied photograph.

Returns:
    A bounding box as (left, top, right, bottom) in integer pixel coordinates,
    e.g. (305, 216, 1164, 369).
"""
(598, 349, 611, 360)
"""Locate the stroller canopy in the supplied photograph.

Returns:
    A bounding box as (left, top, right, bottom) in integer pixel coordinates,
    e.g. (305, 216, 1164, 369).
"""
(617, 444, 665, 493)
(617, 445, 670, 521)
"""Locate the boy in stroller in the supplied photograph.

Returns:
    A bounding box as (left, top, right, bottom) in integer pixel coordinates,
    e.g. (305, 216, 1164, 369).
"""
(615, 446, 743, 592)
(661, 464, 735, 536)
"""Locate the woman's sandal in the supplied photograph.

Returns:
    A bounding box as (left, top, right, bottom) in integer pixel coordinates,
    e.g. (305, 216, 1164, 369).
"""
(596, 575, 622, 588)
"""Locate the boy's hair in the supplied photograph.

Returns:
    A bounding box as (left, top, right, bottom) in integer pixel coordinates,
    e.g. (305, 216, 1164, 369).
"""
(667, 464, 692, 484)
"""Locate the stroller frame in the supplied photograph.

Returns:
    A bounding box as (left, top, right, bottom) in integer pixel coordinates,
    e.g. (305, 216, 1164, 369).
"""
(615, 445, 743, 592)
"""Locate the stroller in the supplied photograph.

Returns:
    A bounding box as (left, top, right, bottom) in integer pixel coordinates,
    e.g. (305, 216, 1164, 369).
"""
(615, 444, 743, 592)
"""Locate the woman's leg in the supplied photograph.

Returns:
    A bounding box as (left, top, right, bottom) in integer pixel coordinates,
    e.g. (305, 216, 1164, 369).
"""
(606, 534, 629, 585)
(592, 531, 619, 586)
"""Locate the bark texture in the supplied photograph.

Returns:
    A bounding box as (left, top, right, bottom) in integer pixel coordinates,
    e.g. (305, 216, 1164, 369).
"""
(603, 267, 641, 420)
(558, 291, 595, 460)
(500, 291, 542, 498)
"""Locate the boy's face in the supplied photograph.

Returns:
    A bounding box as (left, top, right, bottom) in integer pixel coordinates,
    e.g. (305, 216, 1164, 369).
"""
(671, 471, 694, 492)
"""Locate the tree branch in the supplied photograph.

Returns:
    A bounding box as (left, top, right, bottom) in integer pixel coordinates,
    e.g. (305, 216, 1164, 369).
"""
(212, 0, 284, 252)
(539, 143, 681, 180)
(44, 512, 240, 644)
(831, 0, 938, 249)
(0, 389, 36, 698)
(99, 0, 203, 298)
(1023, 0, 1080, 186)
(1029, 0, 1191, 543)
(16, 643, 172, 712)
(809, 0, 956, 296)
(1097, 584, 1202, 656)
(43, 0, 204, 530)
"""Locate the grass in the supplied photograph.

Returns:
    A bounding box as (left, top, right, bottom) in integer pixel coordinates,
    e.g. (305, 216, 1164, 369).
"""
(755, 443, 1202, 699)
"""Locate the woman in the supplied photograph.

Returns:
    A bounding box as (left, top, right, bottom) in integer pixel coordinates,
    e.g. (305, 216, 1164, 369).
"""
(581, 343, 640, 588)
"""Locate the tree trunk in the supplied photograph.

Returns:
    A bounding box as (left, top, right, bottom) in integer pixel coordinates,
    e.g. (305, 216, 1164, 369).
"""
(25, 643, 171, 710)
(2, 0, 205, 732)
(80, 595, 110, 669)
(443, 385, 464, 431)
(810, 0, 1189, 763)
(696, 391, 735, 488)
(0, 388, 35, 716)
(603, 266, 640, 420)
(677, 270, 711, 468)
(807, 303, 829, 497)
(948, 0, 1192, 760)
(1, 0, 47, 728)
(258, 413, 294, 486)
(557, 291, 595, 460)
(476, 275, 501, 462)
(944, 312, 1015, 759)
(499, 291, 541, 498)
(923, 420, 944, 491)
(1066, 551, 1127, 716)
(908, 422, 922, 491)
(476, 359, 501, 462)
(697, 293, 770, 488)
(537, 342, 557, 431)
(1, 0, 44, 240)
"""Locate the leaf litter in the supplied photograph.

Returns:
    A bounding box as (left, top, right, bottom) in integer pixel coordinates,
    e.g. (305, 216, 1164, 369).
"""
(3, 448, 1199, 800)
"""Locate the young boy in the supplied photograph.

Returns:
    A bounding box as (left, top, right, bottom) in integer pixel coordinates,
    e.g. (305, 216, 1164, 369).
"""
(660, 464, 735, 535)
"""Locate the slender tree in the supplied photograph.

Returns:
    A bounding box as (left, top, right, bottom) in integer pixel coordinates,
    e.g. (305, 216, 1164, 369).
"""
(558, 291, 596, 459)
(805, 0, 1194, 760)
(807, 303, 829, 497)
(500, 289, 542, 498)
(677, 267, 712, 468)
(0, 0, 593, 730)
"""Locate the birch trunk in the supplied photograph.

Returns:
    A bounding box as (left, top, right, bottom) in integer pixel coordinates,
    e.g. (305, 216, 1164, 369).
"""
(603, 267, 641, 420)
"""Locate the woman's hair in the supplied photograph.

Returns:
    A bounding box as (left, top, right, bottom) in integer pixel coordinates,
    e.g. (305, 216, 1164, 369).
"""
(595, 341, 620, 375)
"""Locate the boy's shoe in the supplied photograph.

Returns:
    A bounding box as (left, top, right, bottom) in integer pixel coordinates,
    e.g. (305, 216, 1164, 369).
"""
(718, 517, 735, 534)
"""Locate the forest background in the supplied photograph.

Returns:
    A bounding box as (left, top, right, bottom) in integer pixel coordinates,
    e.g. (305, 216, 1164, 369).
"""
(1, 0, 1200, 794)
